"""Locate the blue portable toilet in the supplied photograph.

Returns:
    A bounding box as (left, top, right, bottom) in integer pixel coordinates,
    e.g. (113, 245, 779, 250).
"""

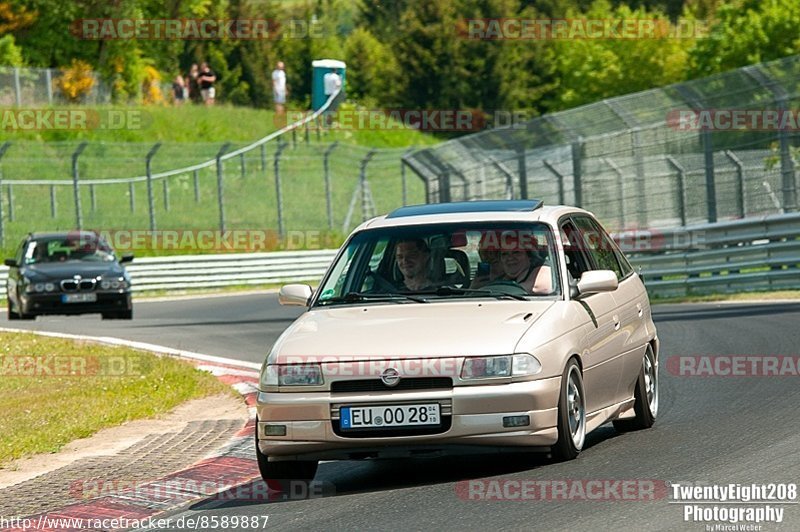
(311, 59, 346, 111)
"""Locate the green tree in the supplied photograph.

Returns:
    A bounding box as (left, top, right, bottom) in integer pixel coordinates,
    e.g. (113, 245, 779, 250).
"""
(688, 0, 800, 77)
(544, 0, 694, 111)
(343, 27, 397, 103)
(0, 34, 24, 66)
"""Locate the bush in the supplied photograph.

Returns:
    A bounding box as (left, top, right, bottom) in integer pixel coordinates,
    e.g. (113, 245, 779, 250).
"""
(56, 59, 95, 103)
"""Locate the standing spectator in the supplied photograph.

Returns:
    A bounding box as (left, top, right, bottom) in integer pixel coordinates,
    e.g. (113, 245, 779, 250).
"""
(198, 62, 217, 105)
(188, 64, 202, 104)
(172, 74, 186, 105)
(272, 61, 287, 114)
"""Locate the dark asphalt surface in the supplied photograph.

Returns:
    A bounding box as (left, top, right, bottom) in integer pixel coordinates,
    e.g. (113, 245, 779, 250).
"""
(5, 295, 800, 530)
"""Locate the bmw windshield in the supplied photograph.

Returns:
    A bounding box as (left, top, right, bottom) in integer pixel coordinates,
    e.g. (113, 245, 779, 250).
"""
(314, 222, 561, 306)
(23, 236, 117, 265)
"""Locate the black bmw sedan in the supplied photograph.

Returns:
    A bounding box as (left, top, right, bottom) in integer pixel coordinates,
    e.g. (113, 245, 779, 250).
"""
(4, 231, 133, 320)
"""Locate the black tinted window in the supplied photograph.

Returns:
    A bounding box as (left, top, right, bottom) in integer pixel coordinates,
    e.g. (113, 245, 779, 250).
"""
(572, 216, 623, 279)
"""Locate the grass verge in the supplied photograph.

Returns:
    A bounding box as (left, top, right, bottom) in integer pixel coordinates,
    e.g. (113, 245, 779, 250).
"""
(0, 331, 233, 465)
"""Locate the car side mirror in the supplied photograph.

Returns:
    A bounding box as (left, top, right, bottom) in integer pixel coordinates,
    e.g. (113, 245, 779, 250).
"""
(119, 253, 134, 264)
(576, 270, 618, 297)
(3, 258, 18, 267)
(279, 284, 313, 307)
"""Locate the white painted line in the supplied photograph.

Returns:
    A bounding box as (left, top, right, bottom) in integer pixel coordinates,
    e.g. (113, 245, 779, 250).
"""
(0, 327, 262, 372)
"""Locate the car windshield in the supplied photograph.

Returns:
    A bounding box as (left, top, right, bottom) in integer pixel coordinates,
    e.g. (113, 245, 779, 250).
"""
(23, 237, 117, 264)
(315, 222, 560, 307)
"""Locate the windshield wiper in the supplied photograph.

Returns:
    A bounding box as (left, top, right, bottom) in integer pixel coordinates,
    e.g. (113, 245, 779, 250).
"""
(414, 286, 529, 301)
(319, 291, 429, 304)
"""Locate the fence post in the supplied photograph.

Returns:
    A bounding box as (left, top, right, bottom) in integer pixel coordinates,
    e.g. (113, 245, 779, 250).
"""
(50, 185, 57, 218)
(216, 143, 232, 233)
(323, 142, 338, 230)
(45, 69, 53, 106)
(666, 156, 687, 226)
(439, 169, 452, 203)
(129, 181, 135, 212)
(7, 185, 13, 222)
(71, 141, 88, 230)
(675, 85, 716, 222)
(240, 152, 246, 178)
(602, 157, 625, 227)
(162, 179, 170, 211)
(304, 123, 310, 145)
(743, 66, 797, 212)
(543, 160, 565, 205)
(274, 141, 288, 238)
(571, 138, 584, 208)
(724, 150, 746, 218)
(90, 184, 97, 211)
(517, 146, 528, 200)
(401, 147, 415, 206)
(0, 142, 10, 247)
(145, 142, 161, 232)
(13, 67, 22, 107)
(260, 144, 267, 171)
(291, 128, 297, 149)
(360, 149, 377, 222)
(193, 170, 200, 202)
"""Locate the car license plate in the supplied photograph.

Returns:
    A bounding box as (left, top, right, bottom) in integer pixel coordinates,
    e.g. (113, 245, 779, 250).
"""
(62, 293, 97, 303)
(340, 404, 440, 430)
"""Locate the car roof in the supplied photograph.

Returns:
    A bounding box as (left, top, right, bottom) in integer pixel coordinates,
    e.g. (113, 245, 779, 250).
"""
(27, 231, 102, 240)
(357, 202, 592, 231)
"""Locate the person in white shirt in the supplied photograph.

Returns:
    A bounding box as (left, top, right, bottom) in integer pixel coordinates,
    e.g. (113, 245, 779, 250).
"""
(272, 61, 287, 114)
(323, 70, 342, 98)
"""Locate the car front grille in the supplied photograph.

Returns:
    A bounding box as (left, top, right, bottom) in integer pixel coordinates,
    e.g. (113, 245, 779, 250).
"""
(331, 377, 453, 393)
(60, 279, 96, 292)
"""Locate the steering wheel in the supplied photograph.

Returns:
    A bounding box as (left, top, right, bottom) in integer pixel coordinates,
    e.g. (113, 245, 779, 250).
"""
(365, 268, 397, 292)
(482, 279, 530, 296)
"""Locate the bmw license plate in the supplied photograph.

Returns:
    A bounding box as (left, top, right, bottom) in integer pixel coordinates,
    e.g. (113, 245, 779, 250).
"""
(340, 404, 440, 430)
(62, 293, 97, 303)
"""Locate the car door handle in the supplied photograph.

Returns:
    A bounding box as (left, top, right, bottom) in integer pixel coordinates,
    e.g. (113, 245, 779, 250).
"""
(637, 303, 643, 318)
(613, 314, 620, 330)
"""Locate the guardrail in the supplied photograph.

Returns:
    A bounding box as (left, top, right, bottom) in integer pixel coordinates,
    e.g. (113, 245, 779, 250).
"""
(1, 213, 798, 300)
(618, 212, 800, 297)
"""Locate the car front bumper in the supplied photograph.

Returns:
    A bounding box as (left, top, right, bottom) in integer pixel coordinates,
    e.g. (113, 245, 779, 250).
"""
(20, 292, 132, 315)
(256, 377, 562, 461)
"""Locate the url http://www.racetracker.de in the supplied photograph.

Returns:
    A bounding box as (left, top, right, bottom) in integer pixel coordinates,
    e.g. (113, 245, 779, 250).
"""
(0, 514, 270, 530)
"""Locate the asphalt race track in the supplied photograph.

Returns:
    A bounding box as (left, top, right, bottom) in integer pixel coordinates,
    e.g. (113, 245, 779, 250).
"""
(6, 295, 800, 530)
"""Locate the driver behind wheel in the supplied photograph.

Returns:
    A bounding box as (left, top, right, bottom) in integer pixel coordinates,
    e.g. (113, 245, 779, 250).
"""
(395, 238, 438, 291)
(496, 231, 553, 295)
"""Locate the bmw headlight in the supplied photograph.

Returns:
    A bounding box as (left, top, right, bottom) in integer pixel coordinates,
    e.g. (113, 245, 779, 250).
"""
(261, 364, 323, 387)
(26, 281, 56, 293)
(461, 354, 542, 380)
(101, 278, 128, 290)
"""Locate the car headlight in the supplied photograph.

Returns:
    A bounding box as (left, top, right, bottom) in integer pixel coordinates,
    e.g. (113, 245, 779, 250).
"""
(27, 282, 56, 293)
(101, 278, 128, 290)
(261, 364, 323, 387)
(461, 354, 542, 379)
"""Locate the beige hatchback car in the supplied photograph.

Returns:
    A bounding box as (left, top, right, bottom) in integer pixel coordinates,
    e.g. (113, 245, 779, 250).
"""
(257, 200, 659, 481)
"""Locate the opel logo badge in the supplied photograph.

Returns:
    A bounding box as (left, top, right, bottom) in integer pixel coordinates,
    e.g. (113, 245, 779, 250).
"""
(380, 368, 401, 387)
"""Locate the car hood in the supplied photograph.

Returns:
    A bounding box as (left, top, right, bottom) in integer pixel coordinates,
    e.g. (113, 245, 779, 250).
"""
(270, 299, 556, 362)
(23, 262, 123, 280)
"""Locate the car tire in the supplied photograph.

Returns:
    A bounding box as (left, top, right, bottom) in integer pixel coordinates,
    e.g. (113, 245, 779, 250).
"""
(7, 299, 20, 320)
(613, 345, 658, 432)
(552, 358, 586, 461)
(9, 300, 35, 320)
(255, 418, 318, 487)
